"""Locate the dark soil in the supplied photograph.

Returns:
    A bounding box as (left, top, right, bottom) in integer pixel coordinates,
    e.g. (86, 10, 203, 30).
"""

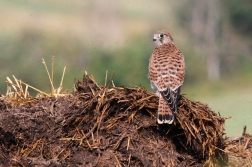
(0, 74, 248, 167)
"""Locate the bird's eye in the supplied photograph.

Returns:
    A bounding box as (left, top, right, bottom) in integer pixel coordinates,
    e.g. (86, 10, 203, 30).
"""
(159, 34, 164, 38)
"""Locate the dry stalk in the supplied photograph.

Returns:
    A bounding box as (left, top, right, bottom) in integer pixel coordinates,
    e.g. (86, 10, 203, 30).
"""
(42, 58, 55, 95)
(6, 57, 66, 99)
(6, 76, 50, 98)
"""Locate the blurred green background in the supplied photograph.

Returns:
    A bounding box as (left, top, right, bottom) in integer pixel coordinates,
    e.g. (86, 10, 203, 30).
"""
(0, 0, 251, 137)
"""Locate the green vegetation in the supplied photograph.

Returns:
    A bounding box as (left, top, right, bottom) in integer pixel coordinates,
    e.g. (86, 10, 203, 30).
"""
(1, 0, 251, 136)
(202, 89, 252, 137)
(0, 29, 86, 94)
(226, 0, 252, 35)
(88, 35, 152, 88)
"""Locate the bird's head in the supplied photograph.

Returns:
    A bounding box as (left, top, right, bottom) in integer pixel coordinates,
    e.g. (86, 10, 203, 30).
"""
(153, 30, 173, 46)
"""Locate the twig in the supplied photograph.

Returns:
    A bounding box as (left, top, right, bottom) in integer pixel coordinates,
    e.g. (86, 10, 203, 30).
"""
(13, 75, 24, 97)
(86, 139, 92, 150)
(107, 71, 115, 88)
(6, 76, 50, 97)
(53, 148, 66, 159)
(56, 66, 66, 95)
(6, 77, 17, 92)
(114, 154, 122, 167)
(243, 138, 251, 150)
(42, 58, 55, 96)
(17, 79, 50, 97)
(24, 85, 28, 99)
(52, 56, 54, 88)
(105, 70, 108, 87)
(113, 132, 126, 150)
(127, 136, 130, 151)
(80, 121, 99, 144)
(127, 154, 131, 167)
(184, 122, 197, 140)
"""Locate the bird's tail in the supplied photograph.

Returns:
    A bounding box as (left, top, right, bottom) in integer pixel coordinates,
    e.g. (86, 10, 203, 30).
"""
(157, 97, 174, 124)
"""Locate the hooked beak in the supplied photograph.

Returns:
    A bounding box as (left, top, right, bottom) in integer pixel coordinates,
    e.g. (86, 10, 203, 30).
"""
(153, 34, 159, 42)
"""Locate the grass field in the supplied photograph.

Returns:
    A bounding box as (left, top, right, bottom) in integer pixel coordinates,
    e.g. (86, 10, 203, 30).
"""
(183, 77, 252, 137)
(201, 89, 252, 137)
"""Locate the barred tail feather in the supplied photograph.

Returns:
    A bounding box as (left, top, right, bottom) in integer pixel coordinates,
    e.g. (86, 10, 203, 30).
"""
(157, 97, 174, 124)
(160, 86, 181, 114)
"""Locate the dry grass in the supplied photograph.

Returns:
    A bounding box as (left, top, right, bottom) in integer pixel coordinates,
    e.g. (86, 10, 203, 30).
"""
(72, 74, 227, 166)
(5, 57, 66, 99)
(224, 127, 252, 167)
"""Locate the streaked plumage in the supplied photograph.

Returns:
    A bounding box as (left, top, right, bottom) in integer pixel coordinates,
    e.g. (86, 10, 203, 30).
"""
(149, 30, 185, 124)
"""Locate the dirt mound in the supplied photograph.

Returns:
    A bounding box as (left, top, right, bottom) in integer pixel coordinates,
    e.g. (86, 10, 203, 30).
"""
(224, 127, 252, 167)
(0, 74, 250, 166)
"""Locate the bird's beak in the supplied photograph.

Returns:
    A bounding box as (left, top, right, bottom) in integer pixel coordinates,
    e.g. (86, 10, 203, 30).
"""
(153, 34, 159, 41)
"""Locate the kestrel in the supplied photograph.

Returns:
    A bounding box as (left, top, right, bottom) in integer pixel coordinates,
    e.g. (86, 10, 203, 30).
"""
(149, 30, 185, 124)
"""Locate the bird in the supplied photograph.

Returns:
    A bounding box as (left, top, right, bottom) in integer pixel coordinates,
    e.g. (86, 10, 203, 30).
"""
(148, 30, 185, 124)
